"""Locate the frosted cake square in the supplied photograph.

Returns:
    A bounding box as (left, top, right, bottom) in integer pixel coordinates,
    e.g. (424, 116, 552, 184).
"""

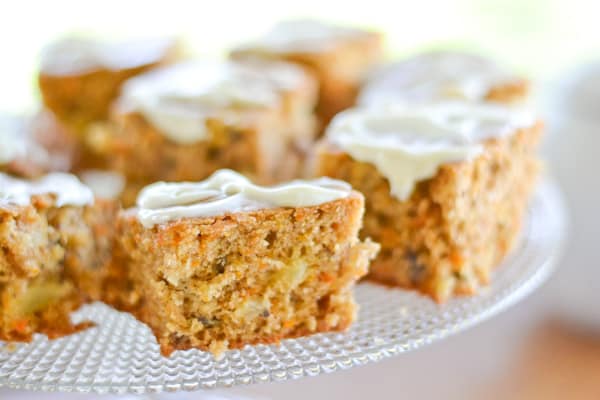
(90, 59, 319, 205)
(315, 102, 542, 302)
(38, 36, 178, 168)
(231, 20, 383, 128)
(358, 51, 529, 107)
(104, 170, 378, 356)
(0, 173, 117, 341)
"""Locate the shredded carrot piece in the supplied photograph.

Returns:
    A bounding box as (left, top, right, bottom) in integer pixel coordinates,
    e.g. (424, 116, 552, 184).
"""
(449, 251, 464, 268)
(13, 319, 29, 334)
(319, 272, 335, 283)
(282, 319, 296, 329)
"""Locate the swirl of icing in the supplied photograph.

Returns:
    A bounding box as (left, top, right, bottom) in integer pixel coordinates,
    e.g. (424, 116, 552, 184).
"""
(120, 60, 308, 144)
(40, 37, 175, 76)
(0, 173, 94, 207)
(325, 101, 536, 200)
(359, 51, 519, 106)
(136, 169, 352, 227)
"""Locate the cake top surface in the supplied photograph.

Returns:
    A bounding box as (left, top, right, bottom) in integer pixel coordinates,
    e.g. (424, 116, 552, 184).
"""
(40, 36, 175, 76)
(120, 60, 309, 144)
(135, 169, 352, 227)
(359, 51, 519, 105)
(325, 101, 536, 200)
(240, 19, 372, 53)
(0, 172, 94, 207)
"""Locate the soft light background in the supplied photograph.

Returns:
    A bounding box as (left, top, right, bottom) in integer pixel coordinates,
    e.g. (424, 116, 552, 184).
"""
(1, 0, 599, 112)
(2, 1, 600, 399)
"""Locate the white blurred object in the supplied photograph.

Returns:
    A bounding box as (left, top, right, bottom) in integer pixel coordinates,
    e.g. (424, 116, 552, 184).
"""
(79, 169, 125, 199)
(545, 62, 600, 331)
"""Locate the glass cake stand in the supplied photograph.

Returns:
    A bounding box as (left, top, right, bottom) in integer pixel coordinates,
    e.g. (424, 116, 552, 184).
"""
(0, 178, 567, 395)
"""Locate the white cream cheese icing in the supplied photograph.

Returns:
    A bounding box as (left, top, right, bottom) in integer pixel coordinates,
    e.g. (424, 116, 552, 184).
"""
(326, 101, 536, 200)
(0, 115, 54, 168)
(0, 116, 27, 165)
(359, 51, 519, 106)
(136, 169, 352, 227)
(40, 37, 175, 76)
(0, 172, 94, 207)
(243, 19, 367, 53)
(120, 60, 306, 144)
(79, 170, 125, 199)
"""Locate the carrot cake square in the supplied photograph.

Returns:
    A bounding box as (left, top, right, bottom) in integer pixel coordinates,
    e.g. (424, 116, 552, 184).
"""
(358, 51, 529, 106)
(231, 20, 383, 129)
(38, 36, 179, 169)
(315, 101, 542, 302)
(89, 59, 319, 206)
(0, 173, 117, 341)
(104, 169, 378, 356)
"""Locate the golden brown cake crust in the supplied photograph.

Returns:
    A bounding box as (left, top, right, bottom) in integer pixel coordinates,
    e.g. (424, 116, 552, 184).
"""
(0, 195, 117, 341)
(315, 122, 543, 302)
(104, 192, 379, 356)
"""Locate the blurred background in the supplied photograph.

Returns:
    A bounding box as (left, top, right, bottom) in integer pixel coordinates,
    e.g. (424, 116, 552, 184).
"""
(2, 0, 600, 112)
(1, 0, 599, 398)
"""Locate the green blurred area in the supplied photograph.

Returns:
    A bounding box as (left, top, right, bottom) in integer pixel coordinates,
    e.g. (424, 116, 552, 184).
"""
(1, 0, 598, 112)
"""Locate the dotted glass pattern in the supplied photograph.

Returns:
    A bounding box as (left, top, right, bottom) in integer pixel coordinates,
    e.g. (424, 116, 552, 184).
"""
(0, 179, 567, 394)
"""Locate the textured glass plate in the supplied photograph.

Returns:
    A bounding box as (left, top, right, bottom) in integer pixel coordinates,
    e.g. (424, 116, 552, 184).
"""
(0, 179, 566, 394)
